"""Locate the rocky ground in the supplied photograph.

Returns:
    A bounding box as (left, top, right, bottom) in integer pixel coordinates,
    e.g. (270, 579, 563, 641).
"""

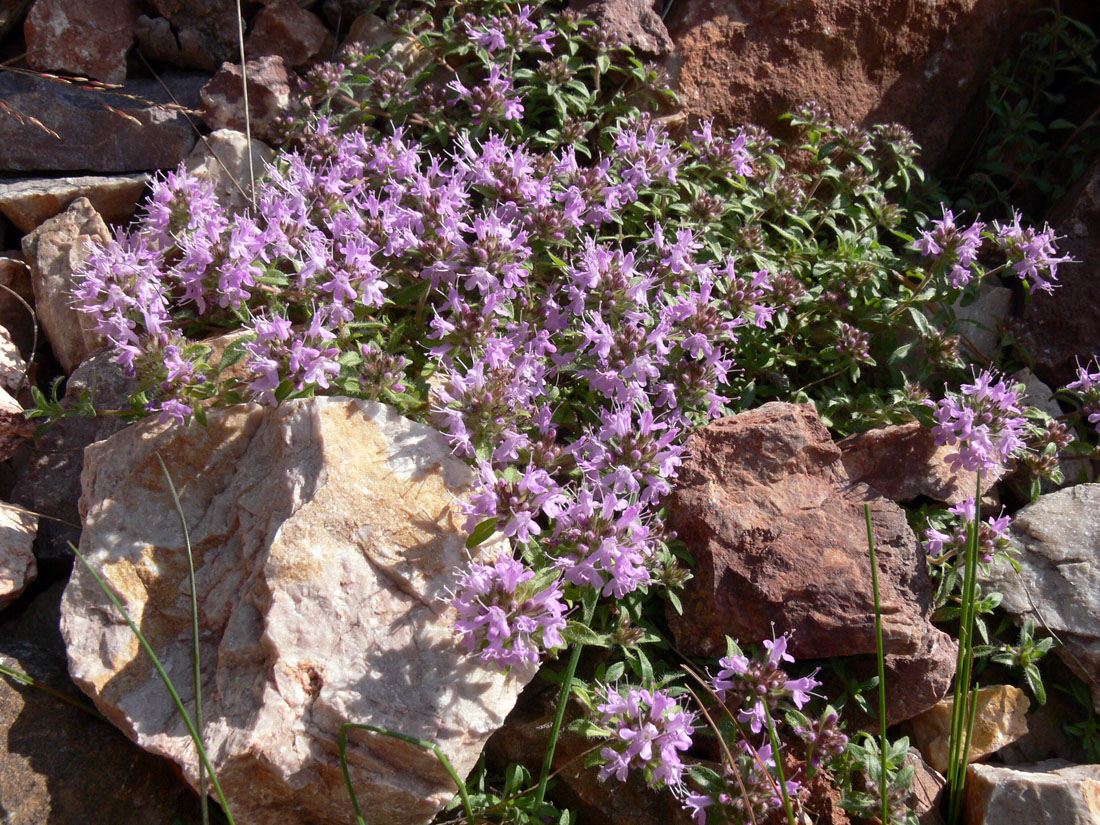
(0, 2, 1098, 825)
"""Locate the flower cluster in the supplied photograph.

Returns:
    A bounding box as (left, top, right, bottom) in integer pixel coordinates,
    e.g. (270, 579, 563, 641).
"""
(923, 498, 1013, 564)
(596, 684, 696, 790)
(1065, 358, 1100, 436)
(914, 206, 985, 288)
(993, 210, 1072, 294)
(452, 553, 567, 670)
(930, 370, 1029, 474)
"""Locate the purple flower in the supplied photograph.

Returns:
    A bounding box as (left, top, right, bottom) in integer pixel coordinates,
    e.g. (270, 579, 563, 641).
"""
(930, 370, 1028, 474)
(452, 554, 567, 671)
(992, 210, 1072, 294)
(596, 684, 696, 790)
(914, 206, 985, 289)
(1065, 358, 1100, 435)
(923, 498, 1013, 564)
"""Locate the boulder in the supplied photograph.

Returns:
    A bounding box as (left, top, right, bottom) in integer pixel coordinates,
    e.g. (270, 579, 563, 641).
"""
(1018, 156, 1100, 387)
(246, 0, 334, 69)
(965, 761, 1100, 825)
(953, 283, 1011, 364)
(906, 747, 946, 825)
(0, 174, 148, 233)
(569, 0, 673, 56)
(668, 402, 956, 725)
(663, 0, 1045, 172)
(10, 347, 136, 562)
(906, 685, 1030, 773)
(0, 70, 204, 172)
(0, 502, 37, 609)
(24, 0, 137, 84)
(840, 420, 1002, 506)
(21, 197, 109, 373)
(62, 398, 534, 825)
(201, 56, 297, 143)
(185, 129, 275, 212)
(0, 641, 202, 824)
(980, 484, 1100, 713)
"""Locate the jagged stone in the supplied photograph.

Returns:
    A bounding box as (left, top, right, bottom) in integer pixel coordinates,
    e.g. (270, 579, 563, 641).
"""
(0, 502, 37, 609)
(906, 685, 1030, 773)
(965, 761, 1100, 825)
(0, 174, 148, 233)
(62, 398, 534, 825)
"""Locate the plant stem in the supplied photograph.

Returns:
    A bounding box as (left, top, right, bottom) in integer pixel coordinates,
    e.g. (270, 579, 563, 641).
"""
(865, 503, 890, 825)
(535, 590, 597, 811)
(763, 703, 797, 825)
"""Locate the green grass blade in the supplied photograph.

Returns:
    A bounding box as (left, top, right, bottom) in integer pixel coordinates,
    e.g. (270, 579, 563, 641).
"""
(68, 541, 235, 825)
(339, 722, 476, 824)
(865, 503, 890, 825)
(0, 662, 105, 719)
(155, 453, 209, 825)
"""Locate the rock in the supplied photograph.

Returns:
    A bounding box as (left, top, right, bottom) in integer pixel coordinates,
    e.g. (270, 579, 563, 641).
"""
(953, 283, 1011, 363)
(965, 760, 1100, 825)
(0, 326, 27, 396)
(906, 685, 1030, 773)
(246, 0, 334, 69)
(0, 0, 32, 38)
(143, 0, 240, 70)
(0, 641, 203, 824)
(0, 384, 33, 465)
(201, 56, 296, 143)
(342, 14, 428, 71)
(0, 502, 37, 609)
(185, 129, 274, 212)
(0, 70, 204, 172)
(321, 0, 377, 29)
(996, 680, 1091, 765)
(0, 174, 148, 233)
(1011, 369, 1092, 489)
(570, 0, 673, 55)
(663, 0, 1044, 172)
(0, 579, 66, 656)
(669, 403, 940, 659)
(1018, 157, 1100, 387)
(906, 747, 946, 825)
(62, 398, 534, 825)
(10, 347, 136, 563)
(21, 197, 109, 373)
(488, 685, 694, 825)
(0, 254, 38, 358)
(24, 0, 137, 84)
(980, 484, 1100, 713)
(840, 421, 1002, 506)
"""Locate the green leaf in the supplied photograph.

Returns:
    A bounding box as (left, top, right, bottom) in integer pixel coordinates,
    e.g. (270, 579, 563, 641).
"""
(561, 621, 611, 648)
(465, 518, 499, 549)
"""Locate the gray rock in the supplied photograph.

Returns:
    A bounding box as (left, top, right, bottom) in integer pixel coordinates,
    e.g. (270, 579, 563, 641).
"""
(21, 197, 109, 374)
(0, 174, 148, 233)
(0, 502, 37, 609)
(0, 640, 202, 824)
(965, 760, 1100, 825)
(62, 398, 534, 825)
(953, 283, 1011, 364)
(0, 70, 204, 172)
(980, 484, 1100, 713)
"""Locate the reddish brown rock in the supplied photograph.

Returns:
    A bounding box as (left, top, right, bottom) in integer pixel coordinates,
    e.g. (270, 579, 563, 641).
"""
(663, 0, 1044, 171)
(25, 0, 137, 84)
(246, 0, 334, 69)
(1017, 157, 1100, 387)
(840, 421, 1003, 506)
(570, 0, 673, 55)
(201, 56, 297, 143)
(0, 71, 203, 172)
(669, 402, 940, 660)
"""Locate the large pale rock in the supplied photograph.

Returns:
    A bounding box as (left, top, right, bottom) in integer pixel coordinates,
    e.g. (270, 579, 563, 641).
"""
(21, 197, 109, 373)
(980, 484, 1100, 713)
(965, 761, 1100, 825)
(0, 502, 37, 609)
(663, 0, 1044, 172)
(0, 174, 148, 233)
(668, 402, 956, 725)
(906, 685, 1030, 773)
(0, 641, 202, 824)
(840, 420, 1002, 506)
(24, 0, 137, 84)
(185, 130, 274, 212)
(0, 71, 204, 172)
(62, 398, 534, 825)
(200, 56, 297, 144)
